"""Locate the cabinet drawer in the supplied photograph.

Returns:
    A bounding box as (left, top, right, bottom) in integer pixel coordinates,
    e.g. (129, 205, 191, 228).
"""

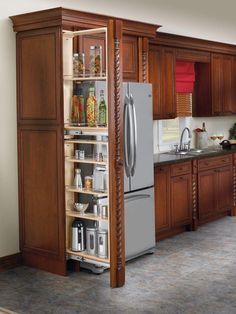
(198, 154, 232, 171)
(170, 161, 192, 176)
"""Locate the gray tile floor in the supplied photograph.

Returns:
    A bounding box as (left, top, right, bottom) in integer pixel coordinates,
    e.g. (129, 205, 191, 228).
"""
(0, 217, 236, 314)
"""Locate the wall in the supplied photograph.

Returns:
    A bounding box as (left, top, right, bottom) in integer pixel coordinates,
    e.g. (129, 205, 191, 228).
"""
(1, 0, 236, 257)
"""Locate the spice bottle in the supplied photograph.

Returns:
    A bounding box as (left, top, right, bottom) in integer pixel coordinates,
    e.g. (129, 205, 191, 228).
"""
(73, 168, 82, 189)
(98, 90, 107, 126)
(86, 87, 97, 127)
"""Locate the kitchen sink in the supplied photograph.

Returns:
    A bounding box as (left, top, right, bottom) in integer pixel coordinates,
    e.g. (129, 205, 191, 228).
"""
(163, 148, 219, 156)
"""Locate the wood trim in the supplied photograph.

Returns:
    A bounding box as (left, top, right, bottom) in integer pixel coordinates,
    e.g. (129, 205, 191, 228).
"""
(139, 37, 149, 82)
(108, 19, 125, 288)
(10, 7, 159, 38)
(192, 160, 198, 230)
(151, 32, 236, 55)
(0, 253, 22, 272)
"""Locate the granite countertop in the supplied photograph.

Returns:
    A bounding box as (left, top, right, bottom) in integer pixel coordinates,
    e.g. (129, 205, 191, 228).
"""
(154, 148, 236, 166)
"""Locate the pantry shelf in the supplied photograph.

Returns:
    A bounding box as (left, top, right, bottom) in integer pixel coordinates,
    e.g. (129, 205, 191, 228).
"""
(67, 249, 110, 264)
(63, 76, 107, 81)
(65, 157, 107, 166)
(66, 210, 108, 222)
(66, 186, 107, 197)
(64, 139, 108, 145)
(64, 125, 108, 133)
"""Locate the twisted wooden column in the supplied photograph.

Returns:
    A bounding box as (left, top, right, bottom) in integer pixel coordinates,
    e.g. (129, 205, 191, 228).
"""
(114, 37, 123, 276)
(192, 160, 198, 230)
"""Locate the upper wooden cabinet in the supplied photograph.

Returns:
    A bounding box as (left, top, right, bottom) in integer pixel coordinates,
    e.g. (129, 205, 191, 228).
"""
(211, 53, 236, 115)
(122, 35, 139, 81)
(17, 27, 62, 125)
(149, 45, 176, 119)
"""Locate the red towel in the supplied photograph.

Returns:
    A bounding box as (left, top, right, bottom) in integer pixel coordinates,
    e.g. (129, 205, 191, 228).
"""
(176, 61, 195, 93)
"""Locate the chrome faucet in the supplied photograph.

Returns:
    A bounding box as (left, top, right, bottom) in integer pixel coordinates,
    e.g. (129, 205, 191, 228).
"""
(179, 127, 191, 152)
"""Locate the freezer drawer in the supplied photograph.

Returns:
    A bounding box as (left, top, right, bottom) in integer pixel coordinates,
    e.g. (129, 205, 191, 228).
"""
(124, 187, 155, 260)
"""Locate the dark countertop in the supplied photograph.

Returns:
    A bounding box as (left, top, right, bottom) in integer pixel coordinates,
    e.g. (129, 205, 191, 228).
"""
(154, 148, 236, 166)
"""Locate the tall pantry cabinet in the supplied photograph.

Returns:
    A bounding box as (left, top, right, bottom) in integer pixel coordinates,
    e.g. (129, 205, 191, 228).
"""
(10, 7, 158, 288)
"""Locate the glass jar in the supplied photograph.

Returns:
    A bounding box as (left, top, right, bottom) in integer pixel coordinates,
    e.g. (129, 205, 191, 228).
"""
(89, 46, 102, 77)
(73, 53, 85, 77)
(84, 176, 93, 190)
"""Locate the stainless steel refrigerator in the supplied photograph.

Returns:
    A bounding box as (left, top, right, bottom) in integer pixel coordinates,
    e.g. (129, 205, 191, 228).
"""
(123, 82, 155, 261)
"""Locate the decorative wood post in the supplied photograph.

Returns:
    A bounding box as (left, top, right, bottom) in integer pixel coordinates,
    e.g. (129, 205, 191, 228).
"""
(139, 37, 149, 82)
(192, 160, 198, 230)
(108, 19, 125, 288)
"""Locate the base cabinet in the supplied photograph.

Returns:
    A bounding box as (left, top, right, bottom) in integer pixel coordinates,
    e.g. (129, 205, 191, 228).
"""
(197, 156, 233, 224)
(170, 174, 192, 227)
(154, 162, 192, 240)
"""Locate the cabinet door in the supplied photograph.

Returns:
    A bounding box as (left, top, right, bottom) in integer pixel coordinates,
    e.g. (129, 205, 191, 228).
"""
(18, 127, 66, 274)
(198, 169, 216, 221)
(170, 174, 192, 227)
(149, 46, 161, 118)
(222, 56, 234, 114)
(122, 35, 138, 81)
(149, 45, 176, 119)
(211, 53, 223, 115)
(17, 27, 61, 124)
(232, 56, 236, 112)
(154, 166, 171, 238)
(217, 165, 233, 213)
(161, 48, 176, 119)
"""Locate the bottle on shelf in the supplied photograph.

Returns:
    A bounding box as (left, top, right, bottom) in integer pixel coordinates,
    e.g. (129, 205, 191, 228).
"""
(73, 168, 82, 189)
(86, 87, 97, 127)
(98, 90, 107, 126)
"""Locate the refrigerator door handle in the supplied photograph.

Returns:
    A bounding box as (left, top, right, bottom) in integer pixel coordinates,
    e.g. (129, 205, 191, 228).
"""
(124, 194, 151, 202)
(124, 95, 131, 177)
(130, 94, 137, 177)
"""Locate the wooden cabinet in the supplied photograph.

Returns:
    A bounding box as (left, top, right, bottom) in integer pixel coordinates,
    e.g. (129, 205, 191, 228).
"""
(211, 53, 236, 115)
(149, 45, 176, 119)
(122, 35, 138, 81)
(198, 169, 216, 221)
(154, 161, 192, 240)
(154, 166, 170, 236)
(170, 174, 192, 227)
(198, 155, 233, 223)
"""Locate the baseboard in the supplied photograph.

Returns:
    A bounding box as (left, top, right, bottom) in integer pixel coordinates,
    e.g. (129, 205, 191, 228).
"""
(0, 253, 22, 272)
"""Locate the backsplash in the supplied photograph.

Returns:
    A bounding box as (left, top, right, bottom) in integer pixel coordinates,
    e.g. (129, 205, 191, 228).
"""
(153, 116, 236, 154)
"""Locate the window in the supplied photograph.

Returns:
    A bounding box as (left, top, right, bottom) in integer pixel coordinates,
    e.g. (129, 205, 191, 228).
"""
(157, 118, 180, 151)
(156, 117, 192, 152)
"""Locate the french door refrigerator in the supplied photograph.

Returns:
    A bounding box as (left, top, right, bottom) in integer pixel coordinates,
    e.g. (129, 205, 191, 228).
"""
(123, 82, 155, 261)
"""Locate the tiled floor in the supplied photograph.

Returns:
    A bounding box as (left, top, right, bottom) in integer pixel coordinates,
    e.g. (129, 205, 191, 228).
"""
(0, 217, 236, 314)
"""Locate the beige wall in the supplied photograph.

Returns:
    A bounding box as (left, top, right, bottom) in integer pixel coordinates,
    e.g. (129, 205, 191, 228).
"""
(0, 0, 236, 257)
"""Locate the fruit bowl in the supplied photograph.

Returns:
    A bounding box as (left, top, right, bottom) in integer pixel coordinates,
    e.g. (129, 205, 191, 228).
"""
(74, 203, 89, 214)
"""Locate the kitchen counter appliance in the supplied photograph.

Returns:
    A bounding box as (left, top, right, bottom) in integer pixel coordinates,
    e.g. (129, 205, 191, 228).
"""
(123, 82, 155, 261)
